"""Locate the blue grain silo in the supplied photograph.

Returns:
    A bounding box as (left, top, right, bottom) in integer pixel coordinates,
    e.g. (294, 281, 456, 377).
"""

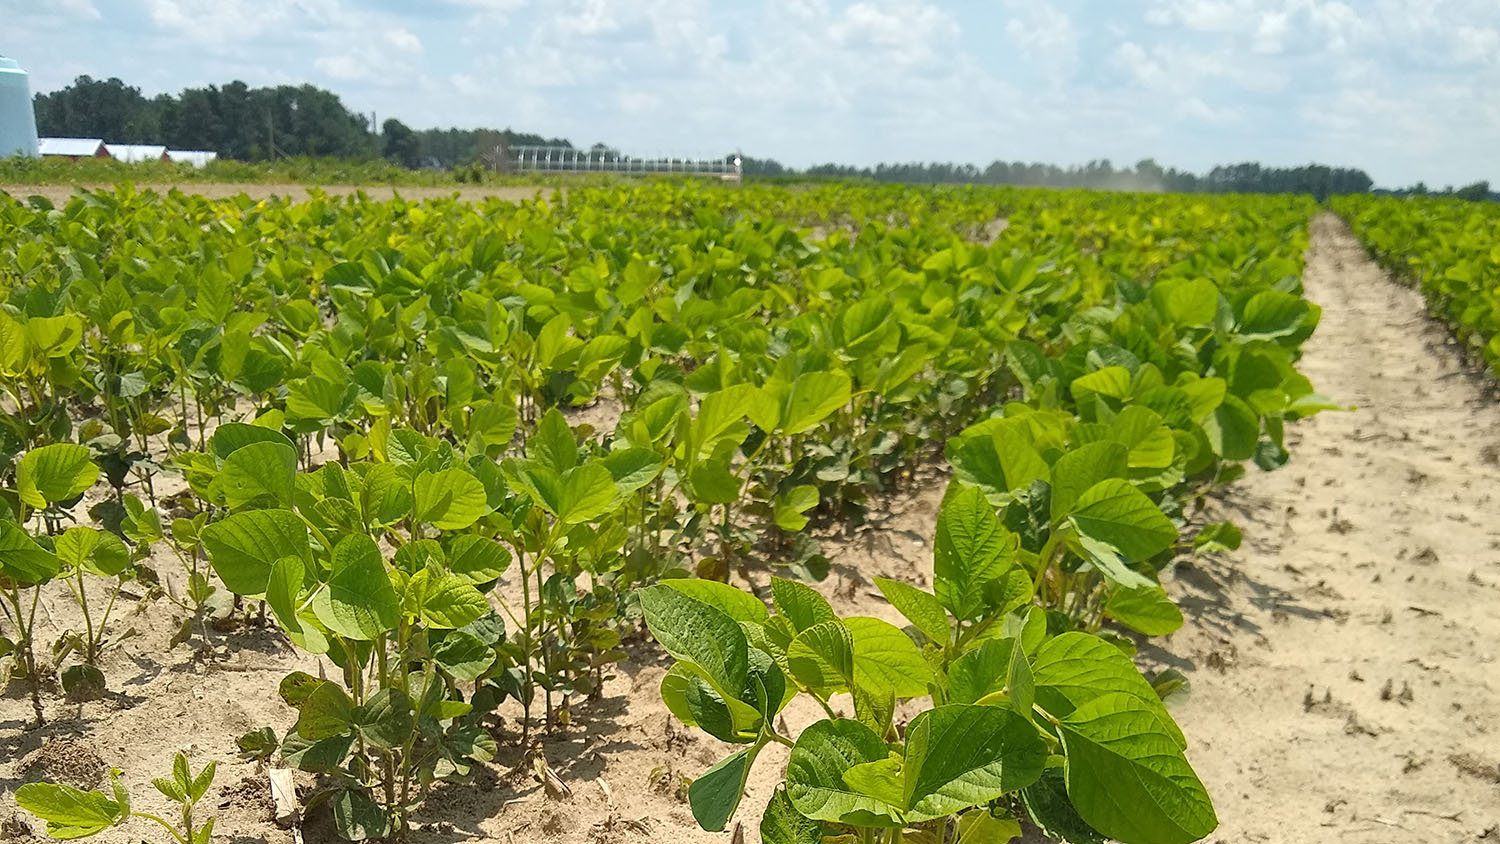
(0, 55, 40, 158)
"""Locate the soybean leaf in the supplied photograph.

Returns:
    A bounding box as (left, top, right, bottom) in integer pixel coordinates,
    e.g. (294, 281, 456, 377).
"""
(639, 584, 748, 697)
(845, 616, 932, 698)
(759, 788, 823, 844)
(209, 422, 294, 462)
(296, 681, 355, 740)
(412, 467, 489, 530)
(0, 521, 61, 585)
(933, 485, 1017, 621)
(1049, 441, 1128, 524)
(785, 718, 902, 827)
(600, 447, 663, 495)
(18, 443, 97, 508)
(201, 509, 309, 598)
(773, 485, 820, 532)
(312, 535, 399, 640)
(332, 787, 391, 842)
(446, 535, 512, 583)
(1022, 767, 1106, 844)
(1068, 479, 1177, 561)
(55, 527, 129, 577)
(658, 578, 769, 624)
(782, 371, 852, 435)
(212, 441, 297, 509)
(873, 577, 950, 644)
(1032, 632, 1187, 748)
(771, 576, 837, 632)
(357, 687, 414, 750)
(787, 620, 855, 693)
(1058, 693, 1217, 844)
(902, 705, 1047, 822)
(689, 747, 757, 832)
(14, 782, 124, 839)
(405, 568, 490, 630)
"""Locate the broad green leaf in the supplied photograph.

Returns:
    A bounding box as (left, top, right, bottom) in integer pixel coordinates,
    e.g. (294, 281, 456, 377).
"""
(1069, 479, 1177, 561)
(771, 576, 837, 632)
(1032, 632, 1187, 748)
(957, 812, 1023, 844)
(1106, 586, 1185, 636)
(1059, 694, 1217, 844)
(873, 577, 950, 644)
(331, 787, 391, 842)
(1049, 441, 1128, 523)
(528, 408, 578, 473)
(405, 568, 490, 629)
(446, 535, 512, 583)
(55, 527, 129, 577)
(296, 681, 355, 740)
(639, 584, 749, 696)
(786, 718, 902, 827)
(212, 441, 297, 509)
(934, 485, 1017, 621)
(1022, 767, 1106, 844)
(773, 484, 820, 532)
(0, 521, 62, 585)
(659, 578, 769, 624)
(558, 463, 618, 524)
(686, 458, 741, 504)
(1193, 521, 1242, 553)
(412, 467, 489, 530)
(201, 509, 309, 598)
(265, 555, 306, 634)
(903, 705, 1047, 822)
(357, 687, 414, 749)
(18, 443, 97, 508)
(689, 747, 757, 832)
(312, 535, 399, 640)
(1203, 394, 1259, 460)
(14, 782, 124, 839)
(846, 616, 932, 698)
(841, 756, 905, 808)
(600, 447, 663, 495)
(787, 620, 855, 692)
(209, 423, 294, 462)
(760, 788, 823, 844)
(782, 371, 852, 435)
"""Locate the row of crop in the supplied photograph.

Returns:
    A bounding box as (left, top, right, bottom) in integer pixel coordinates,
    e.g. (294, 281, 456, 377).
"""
(1333, 194, 1500, 372)
(0, 182, 1324, 843)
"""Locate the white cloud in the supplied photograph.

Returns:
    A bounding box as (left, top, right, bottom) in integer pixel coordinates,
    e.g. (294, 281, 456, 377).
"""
(1005, 0, 1077, 83)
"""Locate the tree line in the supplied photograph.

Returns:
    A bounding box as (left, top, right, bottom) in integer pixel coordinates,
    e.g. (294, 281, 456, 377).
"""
(30, 75, 1491, 200)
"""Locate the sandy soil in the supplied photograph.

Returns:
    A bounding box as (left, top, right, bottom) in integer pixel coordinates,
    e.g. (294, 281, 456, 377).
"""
(3, 212, 1498, 843)
(1159, 214, 1500, 843)
(0, 183, 552, 206)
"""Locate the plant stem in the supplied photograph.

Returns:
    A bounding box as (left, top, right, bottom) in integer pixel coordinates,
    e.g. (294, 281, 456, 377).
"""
(130, 811, 190, 844)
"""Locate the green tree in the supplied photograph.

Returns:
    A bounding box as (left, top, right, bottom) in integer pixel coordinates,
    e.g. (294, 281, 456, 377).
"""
(382, 118, 420, 168)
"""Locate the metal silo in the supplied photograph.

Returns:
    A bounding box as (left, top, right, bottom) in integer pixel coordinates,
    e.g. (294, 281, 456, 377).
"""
(0, 55, 40, 158)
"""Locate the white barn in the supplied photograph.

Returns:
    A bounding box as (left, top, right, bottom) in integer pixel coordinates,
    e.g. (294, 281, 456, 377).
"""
(105, 143, 169, 163)
(38, 137, 109, 159)
(167, 150, 219, 168)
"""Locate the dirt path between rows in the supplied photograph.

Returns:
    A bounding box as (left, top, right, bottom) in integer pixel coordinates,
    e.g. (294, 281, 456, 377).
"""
(1162, 213, 1500, 843)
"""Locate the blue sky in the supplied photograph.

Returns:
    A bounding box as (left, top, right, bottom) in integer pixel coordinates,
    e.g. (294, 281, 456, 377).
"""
(4, 0, 1498, 187)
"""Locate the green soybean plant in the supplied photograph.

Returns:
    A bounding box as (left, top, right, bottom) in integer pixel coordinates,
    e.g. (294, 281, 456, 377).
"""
(198, 426, 505, 841)
(1, 443, 101, 720)
(638, 482, 1217, 844)
(16, 751, 217, 844)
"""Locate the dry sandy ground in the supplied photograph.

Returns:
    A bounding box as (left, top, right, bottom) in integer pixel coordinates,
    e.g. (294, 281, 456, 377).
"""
(0, 183, 551, 205)
(2, 213, 1498, 843)
(1161, 214, 1500, 844)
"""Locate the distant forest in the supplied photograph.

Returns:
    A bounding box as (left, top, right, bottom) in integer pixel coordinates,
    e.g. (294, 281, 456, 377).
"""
(31, 75, 1493, 200)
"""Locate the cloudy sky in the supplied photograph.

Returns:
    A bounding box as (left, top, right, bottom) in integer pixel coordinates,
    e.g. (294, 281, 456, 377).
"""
(4, 0, 1498, 187)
